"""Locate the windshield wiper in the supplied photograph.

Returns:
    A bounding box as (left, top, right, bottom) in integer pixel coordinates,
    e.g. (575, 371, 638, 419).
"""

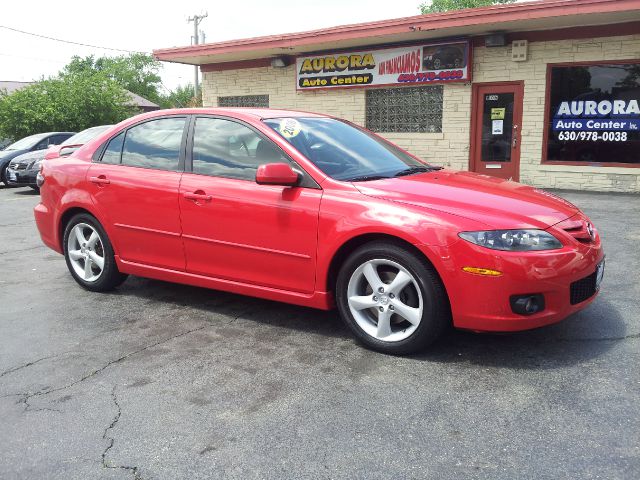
(345, 174, 391, 182)
(394, 165, 443, 177)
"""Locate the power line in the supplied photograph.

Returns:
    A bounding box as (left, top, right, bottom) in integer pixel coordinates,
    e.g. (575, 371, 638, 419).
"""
(0, 24, 147, 54)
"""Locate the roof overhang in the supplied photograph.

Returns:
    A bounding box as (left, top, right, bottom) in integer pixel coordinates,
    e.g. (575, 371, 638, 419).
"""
(154, 0, 640, 66)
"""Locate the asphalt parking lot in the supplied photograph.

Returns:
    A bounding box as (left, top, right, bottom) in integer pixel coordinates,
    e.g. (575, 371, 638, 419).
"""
(0, 185, 638, 480)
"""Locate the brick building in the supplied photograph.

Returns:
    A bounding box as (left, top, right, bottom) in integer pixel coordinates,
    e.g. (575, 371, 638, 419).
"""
(155, 0, 640, 192)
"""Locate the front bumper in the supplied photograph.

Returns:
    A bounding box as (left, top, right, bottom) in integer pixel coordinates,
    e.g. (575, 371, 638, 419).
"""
(423, 232, 604, 332)
(5, 167, 38, 186)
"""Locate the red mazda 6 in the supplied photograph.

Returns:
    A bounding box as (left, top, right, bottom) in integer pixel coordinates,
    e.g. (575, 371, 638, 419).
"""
(34, 108, 604, 354)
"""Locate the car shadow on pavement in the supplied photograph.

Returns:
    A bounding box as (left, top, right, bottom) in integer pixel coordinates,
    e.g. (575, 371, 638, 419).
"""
(107, 276, 623, 369)
(414, 298, 626, 369)
(10, 188, 38, 195)
(108, 276, 349, 340)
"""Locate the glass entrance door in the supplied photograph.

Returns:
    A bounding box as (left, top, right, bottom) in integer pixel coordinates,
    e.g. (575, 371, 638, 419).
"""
(471, 83, 523, 181)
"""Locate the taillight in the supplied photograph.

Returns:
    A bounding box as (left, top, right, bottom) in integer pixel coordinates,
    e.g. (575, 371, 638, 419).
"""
(36, 165, 45, 188)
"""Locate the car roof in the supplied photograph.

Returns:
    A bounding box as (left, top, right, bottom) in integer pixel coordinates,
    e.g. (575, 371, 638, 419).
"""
(210, 108, 327, 119)
(138, 107, 329, 121)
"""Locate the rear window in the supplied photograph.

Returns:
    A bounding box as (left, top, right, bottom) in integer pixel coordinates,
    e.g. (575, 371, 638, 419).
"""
(63, 126, 112, 146)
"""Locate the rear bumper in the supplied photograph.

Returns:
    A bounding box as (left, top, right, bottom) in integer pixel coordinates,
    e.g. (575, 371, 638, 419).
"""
(34, 202, 61, 253)
(421, 236, 604, 332)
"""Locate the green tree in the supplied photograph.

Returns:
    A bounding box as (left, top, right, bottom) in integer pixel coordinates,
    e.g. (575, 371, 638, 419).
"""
(159, 84, 201, 108)
(0, 72, 135, 140)
(64, 53, 163, 105)
(420, 0, 516, 13)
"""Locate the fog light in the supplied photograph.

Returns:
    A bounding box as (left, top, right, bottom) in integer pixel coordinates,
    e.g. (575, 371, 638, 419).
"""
(510, 294, 545, 316)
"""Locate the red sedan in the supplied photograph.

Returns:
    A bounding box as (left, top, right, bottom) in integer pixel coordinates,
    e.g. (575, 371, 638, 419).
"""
(34, 108, 604, 354)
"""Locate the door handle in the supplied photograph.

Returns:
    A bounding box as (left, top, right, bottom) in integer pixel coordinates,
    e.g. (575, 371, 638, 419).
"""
(184, 192, 212, 202)
(90, 175, 110, 185)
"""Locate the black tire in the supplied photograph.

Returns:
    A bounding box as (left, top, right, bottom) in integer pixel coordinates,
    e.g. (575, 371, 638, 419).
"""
(0, 165, 7, 186)
(335, 241, 450, 355)
(63, 213, 128, 292)
(30, 185, 40, 193)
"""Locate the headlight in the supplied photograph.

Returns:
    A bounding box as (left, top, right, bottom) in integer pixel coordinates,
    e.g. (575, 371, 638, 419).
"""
(29, 159, 42, 170)
(458, 229, 562, 251)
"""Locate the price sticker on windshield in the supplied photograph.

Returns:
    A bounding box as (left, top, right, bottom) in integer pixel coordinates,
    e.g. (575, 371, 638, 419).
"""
(279, 118, 302, 138)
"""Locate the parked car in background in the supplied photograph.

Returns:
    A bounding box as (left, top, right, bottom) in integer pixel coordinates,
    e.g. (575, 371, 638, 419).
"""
(44, 125, 114, 161)
(34, 108, 604, 355)
(1, 132, 74, 185)
(6, 126, 113, 191)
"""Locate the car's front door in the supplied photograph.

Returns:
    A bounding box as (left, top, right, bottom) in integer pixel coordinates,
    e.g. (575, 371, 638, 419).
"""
(86, 116, 188, 271)
(179, 116, 322, 293)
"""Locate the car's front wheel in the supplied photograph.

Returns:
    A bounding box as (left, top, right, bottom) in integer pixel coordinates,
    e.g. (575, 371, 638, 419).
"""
(63, 213, 127, 291)
(336, 241, 450, 355)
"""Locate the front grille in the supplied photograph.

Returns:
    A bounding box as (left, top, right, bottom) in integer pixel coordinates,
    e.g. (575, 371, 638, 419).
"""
(559, 220, 593, 244)
(570, 270, 597, 305)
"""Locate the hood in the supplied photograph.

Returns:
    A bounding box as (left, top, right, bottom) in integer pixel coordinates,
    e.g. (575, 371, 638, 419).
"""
(10, 150, 45, 165)
(354, 169, 579, 230)
(0, 148, 28, 164)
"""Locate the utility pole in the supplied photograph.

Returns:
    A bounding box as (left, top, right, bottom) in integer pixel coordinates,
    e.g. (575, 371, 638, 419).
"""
(187, 12, 208, 101)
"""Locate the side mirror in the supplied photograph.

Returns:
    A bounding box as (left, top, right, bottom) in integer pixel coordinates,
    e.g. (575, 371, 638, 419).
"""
(256, 163, 300, 187)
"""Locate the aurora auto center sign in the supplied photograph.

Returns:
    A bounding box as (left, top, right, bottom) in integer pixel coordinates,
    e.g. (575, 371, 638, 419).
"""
(296, 41, 470, 90)
(553, 99, 640, 133)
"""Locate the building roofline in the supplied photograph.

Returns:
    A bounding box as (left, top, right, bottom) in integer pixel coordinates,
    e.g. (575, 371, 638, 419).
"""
(154, 0, 640, 64)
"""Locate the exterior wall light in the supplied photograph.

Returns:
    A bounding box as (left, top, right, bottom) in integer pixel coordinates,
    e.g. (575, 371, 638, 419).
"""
(271, 57, 289, 68)
(485, 33, 506, 47)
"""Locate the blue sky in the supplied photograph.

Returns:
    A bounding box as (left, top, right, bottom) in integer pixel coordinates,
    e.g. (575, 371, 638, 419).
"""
(0, 0, 430, 93)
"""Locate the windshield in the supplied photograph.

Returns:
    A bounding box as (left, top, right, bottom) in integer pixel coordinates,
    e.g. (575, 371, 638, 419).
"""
(62, 125, 112, 146)
(5, 133, 47, 151)
(263, 117, 430, 181)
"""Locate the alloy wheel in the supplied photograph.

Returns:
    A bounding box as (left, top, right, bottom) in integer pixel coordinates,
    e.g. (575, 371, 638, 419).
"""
(346, 259, 424, 342)
(67, 223, 105, 282)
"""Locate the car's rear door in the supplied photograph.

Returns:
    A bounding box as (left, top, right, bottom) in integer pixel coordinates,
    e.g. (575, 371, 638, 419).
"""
(86, 116, 188, 271)
(179, 115, 322, 293)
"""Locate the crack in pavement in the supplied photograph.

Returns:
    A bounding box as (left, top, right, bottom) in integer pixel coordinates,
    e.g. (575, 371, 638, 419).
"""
(0, 245, 47, 255)
(102, 385, 141, 479)
(14, 324, 210, 412)
(0, 221, 35, 227)
(555, 332, 640, 343)
(0, 353, 63, 379)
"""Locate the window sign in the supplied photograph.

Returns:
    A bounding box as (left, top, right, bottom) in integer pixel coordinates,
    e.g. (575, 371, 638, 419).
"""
(296, 41, 470, 90)
(546, 63, 640, 164)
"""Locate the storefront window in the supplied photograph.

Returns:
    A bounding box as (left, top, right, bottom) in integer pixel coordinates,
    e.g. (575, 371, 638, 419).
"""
(366, 86, 443, 133)
(546, 63, 640, 165)
(218, 95, 269, 108)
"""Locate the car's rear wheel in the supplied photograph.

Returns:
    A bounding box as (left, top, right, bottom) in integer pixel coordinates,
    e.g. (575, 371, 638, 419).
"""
(63, 213, 127, 291)
(336, 241, 449, 355)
